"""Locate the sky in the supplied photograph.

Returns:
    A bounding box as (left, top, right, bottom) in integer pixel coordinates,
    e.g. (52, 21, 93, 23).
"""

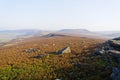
(0, 0, 120, 31)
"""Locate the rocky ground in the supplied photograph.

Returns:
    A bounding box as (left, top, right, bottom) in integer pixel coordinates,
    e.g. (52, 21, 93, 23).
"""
(95, 37, 120, 80)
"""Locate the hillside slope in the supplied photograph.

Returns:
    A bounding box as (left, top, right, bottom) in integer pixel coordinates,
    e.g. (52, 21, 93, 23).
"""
(0, 35, 110, 80)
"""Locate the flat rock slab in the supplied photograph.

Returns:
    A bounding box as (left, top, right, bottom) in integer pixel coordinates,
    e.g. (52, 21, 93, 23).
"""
(108, 50, 120, 54)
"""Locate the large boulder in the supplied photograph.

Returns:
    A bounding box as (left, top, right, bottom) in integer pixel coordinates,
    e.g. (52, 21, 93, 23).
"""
(56, 46, 71, 54)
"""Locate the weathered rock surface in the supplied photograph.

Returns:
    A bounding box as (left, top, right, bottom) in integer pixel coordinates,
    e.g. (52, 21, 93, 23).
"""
(56, 46, 71, 54)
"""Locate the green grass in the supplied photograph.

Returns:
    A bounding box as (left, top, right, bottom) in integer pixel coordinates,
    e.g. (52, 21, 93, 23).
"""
(0, 63, 53, 80)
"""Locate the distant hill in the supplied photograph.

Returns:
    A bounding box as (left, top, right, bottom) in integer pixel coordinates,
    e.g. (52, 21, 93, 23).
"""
(0, 29, 119, 43)
(42, 33, 67, 37)
(58, 29, 91, 34)
(54, 29, 106, 39)
(57, 29, 120, 39)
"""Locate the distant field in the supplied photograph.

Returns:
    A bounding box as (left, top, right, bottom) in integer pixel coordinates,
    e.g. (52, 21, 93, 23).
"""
(0, 30, 41, 43)
(0, 32, 24, 43)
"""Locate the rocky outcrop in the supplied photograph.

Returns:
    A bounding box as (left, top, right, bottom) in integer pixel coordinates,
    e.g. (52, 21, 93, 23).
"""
(95, 38, 120, 62)
(94, 37, 120, 80)
(56, 46, 71, 54)
(108, 40, 120, 50)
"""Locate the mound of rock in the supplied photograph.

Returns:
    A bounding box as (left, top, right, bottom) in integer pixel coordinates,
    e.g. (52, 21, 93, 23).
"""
(56, 46, 71, 54)
(94, 37, 120, 80)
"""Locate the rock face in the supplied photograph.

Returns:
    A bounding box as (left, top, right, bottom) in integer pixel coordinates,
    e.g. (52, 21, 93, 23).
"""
(56, 46, 71, 54)
(94, 37, 120, 80)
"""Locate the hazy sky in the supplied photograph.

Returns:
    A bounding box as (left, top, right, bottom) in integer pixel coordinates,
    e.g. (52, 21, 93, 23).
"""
(0, 0, 120, 31)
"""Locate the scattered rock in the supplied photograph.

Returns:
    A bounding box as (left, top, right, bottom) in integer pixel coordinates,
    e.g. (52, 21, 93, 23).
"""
(56, 46, 71, 54)
(23, 48, 39, 53)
